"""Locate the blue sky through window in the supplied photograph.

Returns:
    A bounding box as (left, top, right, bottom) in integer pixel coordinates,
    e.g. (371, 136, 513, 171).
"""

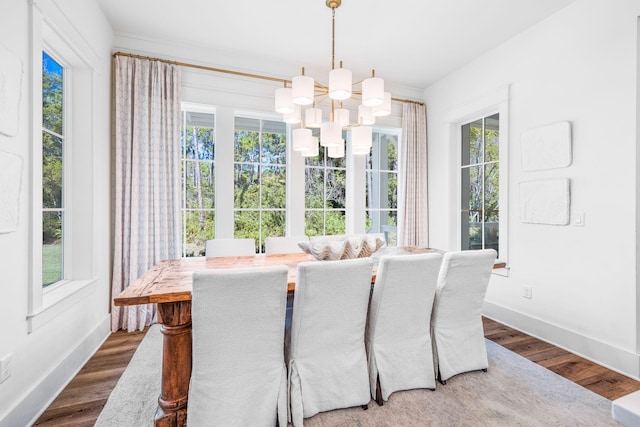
(43, 52, 62, 76)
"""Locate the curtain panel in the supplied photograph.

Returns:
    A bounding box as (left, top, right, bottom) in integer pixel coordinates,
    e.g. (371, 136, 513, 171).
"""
(111, 56, 182, 332)
(399, 103, 429, 247)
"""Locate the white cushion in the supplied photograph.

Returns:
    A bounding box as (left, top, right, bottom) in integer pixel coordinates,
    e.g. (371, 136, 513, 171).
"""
(612, 390, 640, 426)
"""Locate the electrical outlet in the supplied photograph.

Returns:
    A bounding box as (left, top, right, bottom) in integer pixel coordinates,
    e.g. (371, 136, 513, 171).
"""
(523, 286, 532, 299)
(0, 354, 12, 383)
(573, 212, 585, 227)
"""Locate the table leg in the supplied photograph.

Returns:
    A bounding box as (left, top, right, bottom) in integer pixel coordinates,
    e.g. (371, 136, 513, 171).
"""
(154, 301, 192, 427)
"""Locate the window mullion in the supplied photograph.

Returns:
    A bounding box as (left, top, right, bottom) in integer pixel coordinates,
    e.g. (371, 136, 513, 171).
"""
(481, 117, 486, 249)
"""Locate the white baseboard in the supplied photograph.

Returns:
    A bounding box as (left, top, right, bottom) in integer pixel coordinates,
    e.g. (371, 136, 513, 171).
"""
(483, 301, 640, 381)
(0, 315, 111, 427)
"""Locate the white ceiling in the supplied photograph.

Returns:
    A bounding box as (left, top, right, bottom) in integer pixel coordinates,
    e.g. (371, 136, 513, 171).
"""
(97, 0, 575, 90)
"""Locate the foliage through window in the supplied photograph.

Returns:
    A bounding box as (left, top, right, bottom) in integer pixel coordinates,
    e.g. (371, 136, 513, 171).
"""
(461, 113, 499, 254)
(42, 51, 64, 286)
(305, 145, 346, 236)
(234, 117, 287, 253)
(366, 131, 398, 245)
(181, 110, 215, 257)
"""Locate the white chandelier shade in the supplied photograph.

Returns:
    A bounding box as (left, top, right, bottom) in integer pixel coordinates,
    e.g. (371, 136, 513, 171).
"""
(292, 73, 315, 105)
(283, 105, 301, 124)
(292, 128, 317, 154)
(372, 92, 392, 117)
(352, 144, 371, 155)
(362, 76, 384, 107)
(328, 139, 345, 158)
(334, 108, 350, 126)
(305, 108, 323, 128)
(320, 121, 343, 147)
(302, 137, 320, 157)
(328, 67, 352, 100)
(358, 104, 375, 125)
(275, 87, 294, 114)
(292, 128, 314, 152)
(351, 125, 372, 152)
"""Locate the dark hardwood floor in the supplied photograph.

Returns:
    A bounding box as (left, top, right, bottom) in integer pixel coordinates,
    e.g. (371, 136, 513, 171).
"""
(482, 317, 640, 400)
(34, 318, 640, 426)
(33, 328, 148, 427)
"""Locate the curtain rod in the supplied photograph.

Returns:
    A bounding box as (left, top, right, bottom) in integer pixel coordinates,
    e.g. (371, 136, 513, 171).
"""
(112, 51, 425, 106)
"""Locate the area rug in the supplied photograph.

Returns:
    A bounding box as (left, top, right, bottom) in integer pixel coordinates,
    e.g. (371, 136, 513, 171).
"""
(95, 324, 621, 426)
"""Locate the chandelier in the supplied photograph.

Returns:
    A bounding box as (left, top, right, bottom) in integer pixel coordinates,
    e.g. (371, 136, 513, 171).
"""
(274, 0, 391, 158)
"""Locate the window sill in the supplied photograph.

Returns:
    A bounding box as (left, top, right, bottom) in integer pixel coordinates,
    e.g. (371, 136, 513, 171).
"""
(492, 265, 510, 277)
(27, 278, 100, 333)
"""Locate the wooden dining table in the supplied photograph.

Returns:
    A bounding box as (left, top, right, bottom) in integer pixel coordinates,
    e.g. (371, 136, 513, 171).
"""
(113, 247, 504, 426)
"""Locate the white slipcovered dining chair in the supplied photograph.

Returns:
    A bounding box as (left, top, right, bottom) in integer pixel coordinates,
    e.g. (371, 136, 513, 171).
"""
(205, 238, 255, 257)
(431, 249, 497, 384)
(366, 252, 443, 405)
(188, 265, 289, 427)
(264, 235, 309, 254)
(288, 258, 374, 426)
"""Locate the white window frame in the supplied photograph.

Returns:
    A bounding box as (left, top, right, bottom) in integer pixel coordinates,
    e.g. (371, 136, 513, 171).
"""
(304, 143, 348, 236)
(28, 2, 100, 332)
(365, 128, 400, 245)
(448, 86, 509, 276)
(232, 114, 288, 252)
(180, 103, 217, 257)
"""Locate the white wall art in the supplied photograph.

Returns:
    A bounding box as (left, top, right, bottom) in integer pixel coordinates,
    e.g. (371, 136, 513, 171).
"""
(520, 178, 570, 225)
(0, 42, 23, 137)
(0, 150, 23, 233)
(521, 121, 572, 171)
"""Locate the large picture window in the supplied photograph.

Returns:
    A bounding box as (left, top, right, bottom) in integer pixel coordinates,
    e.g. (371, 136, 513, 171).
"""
(181, 110, 215, 257)
(461, 113, 500, 254)
(304, 146, 346, 236)
(234, 117, 287, 253)
(366, 131, 398, 245)
(42, 52, 64, 287)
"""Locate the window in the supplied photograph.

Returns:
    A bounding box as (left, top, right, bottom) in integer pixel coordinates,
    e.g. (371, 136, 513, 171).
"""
(29, 2, 104, 332)
(366, 131, 398, 245)
(181, 110, 215, 257)
(304, 145, 346, 236)
(461, 113, 500, 254)
(233, 117, 287, 253)
(42, 52, 64, 286)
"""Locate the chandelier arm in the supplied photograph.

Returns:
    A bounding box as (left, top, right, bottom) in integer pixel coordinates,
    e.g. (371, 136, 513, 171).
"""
(313, 94, 330, 105)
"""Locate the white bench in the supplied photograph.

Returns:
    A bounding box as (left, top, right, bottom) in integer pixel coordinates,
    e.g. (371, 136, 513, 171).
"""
(612, 390, 640, 426)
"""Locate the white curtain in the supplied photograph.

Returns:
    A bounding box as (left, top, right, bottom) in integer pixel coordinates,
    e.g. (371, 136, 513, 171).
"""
(111, 56, 182, 332)
(398, 103, 429, 247)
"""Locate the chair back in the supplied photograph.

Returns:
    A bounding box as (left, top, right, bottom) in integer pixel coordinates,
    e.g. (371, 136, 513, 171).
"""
(205, 238, 255, 257)
(433, 249, 497, 322)
(265, 235, 309, 254)
(431, 249, 497, 382)
(366, 253, 443, 401)
(188, 265, 289, 427)
(288, 258, 374, 425)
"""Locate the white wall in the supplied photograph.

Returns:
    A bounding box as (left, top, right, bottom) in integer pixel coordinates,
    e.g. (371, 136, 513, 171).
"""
(425, 0, 640, 377)
(0, 1, 113, 425)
